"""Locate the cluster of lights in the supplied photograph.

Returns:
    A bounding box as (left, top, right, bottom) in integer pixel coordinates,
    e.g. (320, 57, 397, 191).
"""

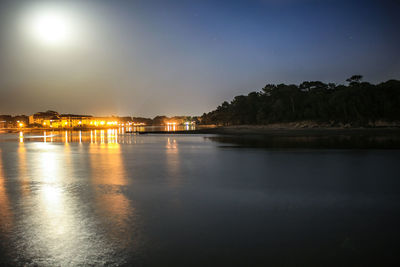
(87, 121, 146, 127)
(17, 120, 24, 127)
(29, 119, 148, 129)
(43, 122, 53, 128)
(89, 120, 120, 126)
(166, 121, 195, 126)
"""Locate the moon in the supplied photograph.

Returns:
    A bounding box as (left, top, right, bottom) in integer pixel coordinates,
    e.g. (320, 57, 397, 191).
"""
(27, 8, 74, 46)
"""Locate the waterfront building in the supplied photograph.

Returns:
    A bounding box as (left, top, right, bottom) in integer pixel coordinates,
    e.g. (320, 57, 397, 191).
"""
(29, 110, 60, 125)
(4, 110, 136, 129)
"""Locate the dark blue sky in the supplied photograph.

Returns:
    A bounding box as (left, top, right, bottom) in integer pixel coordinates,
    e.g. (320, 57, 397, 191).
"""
(0, 0, 399, 116)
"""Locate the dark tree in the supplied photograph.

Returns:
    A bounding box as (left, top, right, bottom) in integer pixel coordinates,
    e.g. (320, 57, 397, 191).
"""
(200, 77, 400, 126)
(346, 75, 363, 85)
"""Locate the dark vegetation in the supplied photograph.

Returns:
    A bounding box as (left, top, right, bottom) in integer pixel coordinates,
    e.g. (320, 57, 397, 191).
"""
(200, 76, 400, 126)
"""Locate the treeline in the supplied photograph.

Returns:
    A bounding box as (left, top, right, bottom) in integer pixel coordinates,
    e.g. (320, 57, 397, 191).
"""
(200, 76, 400, 126)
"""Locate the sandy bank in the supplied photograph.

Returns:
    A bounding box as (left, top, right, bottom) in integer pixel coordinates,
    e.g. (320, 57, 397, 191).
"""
(138, 124, 400, 136)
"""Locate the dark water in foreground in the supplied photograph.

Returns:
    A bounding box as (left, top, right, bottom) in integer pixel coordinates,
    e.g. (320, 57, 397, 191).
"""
(0, 132, 399, 266)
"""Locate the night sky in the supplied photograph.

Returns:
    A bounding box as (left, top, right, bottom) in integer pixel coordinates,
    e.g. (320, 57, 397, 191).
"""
(0, 0, 399, 117)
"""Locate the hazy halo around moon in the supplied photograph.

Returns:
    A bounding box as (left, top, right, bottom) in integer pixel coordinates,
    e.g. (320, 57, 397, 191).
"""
(23, 5, 77, 47)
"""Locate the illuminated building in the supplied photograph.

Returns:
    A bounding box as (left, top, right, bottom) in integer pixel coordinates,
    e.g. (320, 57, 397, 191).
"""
(0, 115, 29, 128)
(29, 110, 59, 125)
(26, 111, 137, 128)
(1, 110, 151, 129)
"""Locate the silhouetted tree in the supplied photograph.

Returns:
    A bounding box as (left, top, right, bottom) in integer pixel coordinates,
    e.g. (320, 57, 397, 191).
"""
(346, 75, 363, 86)
(200, 76, 400, 126)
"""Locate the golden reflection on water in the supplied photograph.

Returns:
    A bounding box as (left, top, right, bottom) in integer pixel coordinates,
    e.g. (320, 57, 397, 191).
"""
(0, 149, 13, 233)
(166, 137, 178, 150)
(0, 137, 137, 265)
(89, 142, 132, 242)
(20, 130, 121, 144)
(17, 142, 31, 196)
(18, 126, 197, 144)
(16, 143, 112, 265)
(0, 131, 148, 264)
(107, 129, 118, 144)
(100, 130, 105, 144)
(89, 141, 128, 191)
(167, 124, 176, 132)
(166, 138, 181, 188)
(34, 144, 72, 240)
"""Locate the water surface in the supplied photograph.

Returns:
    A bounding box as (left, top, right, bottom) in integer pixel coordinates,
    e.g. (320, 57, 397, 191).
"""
(0, 131, 399, 266)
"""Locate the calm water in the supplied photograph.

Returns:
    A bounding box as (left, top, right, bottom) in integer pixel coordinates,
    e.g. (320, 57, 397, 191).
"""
(0, 131, 399, 266)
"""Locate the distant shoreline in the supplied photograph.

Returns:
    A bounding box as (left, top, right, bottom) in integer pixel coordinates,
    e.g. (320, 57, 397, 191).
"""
(2, 124, 400, 136)
(2, 125, 400, 149)
(137, 125, 400, 136)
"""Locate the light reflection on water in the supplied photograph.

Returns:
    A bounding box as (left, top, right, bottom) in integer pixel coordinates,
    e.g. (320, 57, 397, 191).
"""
(0, 138, 142, 266)
(89, 142, 134, 250)
(0, 150, 12, 234)
(10, 143, 117, 265)
(15, 125, 197, 144)
(0, 132, 400, 266)
(166, 138, 182, 188)
(17, 143, 31, 196)
(18, 129, 123, 144)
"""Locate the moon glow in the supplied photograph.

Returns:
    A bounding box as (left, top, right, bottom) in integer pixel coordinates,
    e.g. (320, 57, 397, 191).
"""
(27, 8, 73, 46)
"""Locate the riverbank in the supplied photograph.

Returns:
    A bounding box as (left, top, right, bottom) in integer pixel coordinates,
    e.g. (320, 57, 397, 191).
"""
(2, 124, 400, 137)
(137, 125, 400, 149)
(138, 125, 400, 136)
(2, 125, 400, 148)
